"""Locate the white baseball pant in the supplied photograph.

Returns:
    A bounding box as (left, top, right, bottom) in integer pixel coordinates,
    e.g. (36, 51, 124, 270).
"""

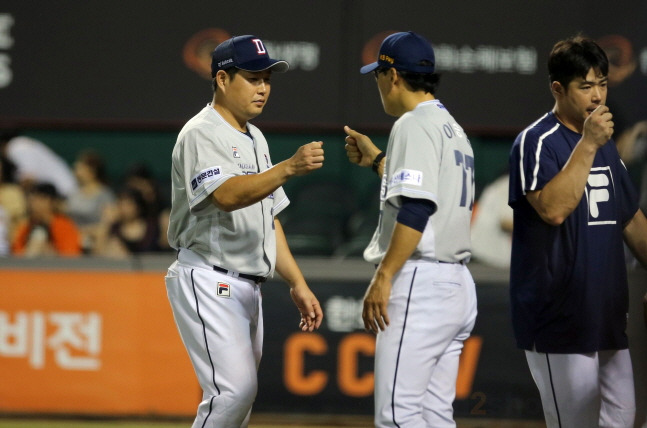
(525, 348, 635, 427)
(374, 260, 477, 428)
(166, 259, 263, 428)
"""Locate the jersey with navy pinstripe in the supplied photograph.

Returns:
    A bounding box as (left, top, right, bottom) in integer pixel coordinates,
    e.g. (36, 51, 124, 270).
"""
(508, 111, 639, 353)
(167, 105, 289, 277)
(363, 100, 474, 264)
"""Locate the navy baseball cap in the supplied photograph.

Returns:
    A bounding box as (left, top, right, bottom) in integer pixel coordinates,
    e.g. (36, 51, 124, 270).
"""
(360, 31, 436, 74)
(211, 35, 289, 77)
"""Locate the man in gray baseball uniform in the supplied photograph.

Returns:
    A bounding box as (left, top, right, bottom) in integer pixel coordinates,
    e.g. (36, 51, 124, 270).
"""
(165, 35, 324, 428)
(344, 31, 478, 427)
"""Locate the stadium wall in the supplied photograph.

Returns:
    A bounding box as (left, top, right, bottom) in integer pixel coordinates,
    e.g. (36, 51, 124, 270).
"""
(1, 256, 645, 424)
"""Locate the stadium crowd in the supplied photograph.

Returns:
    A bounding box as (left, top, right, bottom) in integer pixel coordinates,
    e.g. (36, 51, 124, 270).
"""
(0, 131, 172, 258)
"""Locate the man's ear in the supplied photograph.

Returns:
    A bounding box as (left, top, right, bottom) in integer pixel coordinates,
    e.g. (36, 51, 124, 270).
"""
(551, 81, 564, 97)
(215, 70, 229, 91)
(389, 67, 398, 81)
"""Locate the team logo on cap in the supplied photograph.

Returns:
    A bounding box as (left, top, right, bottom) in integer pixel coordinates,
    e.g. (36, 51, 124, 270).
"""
(251, 38, 267, 54)
(217, 282, 231, 298)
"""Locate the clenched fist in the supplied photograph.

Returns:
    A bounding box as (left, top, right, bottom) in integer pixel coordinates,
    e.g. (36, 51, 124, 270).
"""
(583, 105, 614, 149)
(287, 141, 324, 176)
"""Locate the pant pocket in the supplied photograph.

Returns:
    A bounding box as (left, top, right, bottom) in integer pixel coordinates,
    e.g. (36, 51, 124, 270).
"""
(433, 281, 461, 287)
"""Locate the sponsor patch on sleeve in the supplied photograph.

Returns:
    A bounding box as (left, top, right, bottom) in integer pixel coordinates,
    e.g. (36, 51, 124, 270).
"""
(190, 166, 222, 192)
(390, 169, 423, 187)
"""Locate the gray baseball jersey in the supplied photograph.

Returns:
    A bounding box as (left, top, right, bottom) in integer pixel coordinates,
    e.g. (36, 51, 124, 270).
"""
(363, 99, 474, 264)
(167, 104, 289, 276)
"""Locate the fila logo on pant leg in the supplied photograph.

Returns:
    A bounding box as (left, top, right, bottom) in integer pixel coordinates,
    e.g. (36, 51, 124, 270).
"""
(217, 282, 231, 298)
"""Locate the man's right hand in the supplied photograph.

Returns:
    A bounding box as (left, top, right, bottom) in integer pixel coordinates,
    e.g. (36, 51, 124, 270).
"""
(287, 141, 324, 176)
(344, 125, 380, 168)
(583, 105, 614, 149)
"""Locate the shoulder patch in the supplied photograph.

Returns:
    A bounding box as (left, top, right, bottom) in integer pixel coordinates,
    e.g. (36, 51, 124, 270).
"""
(390, 169, 423, 187)
(190, 166, 222, 192)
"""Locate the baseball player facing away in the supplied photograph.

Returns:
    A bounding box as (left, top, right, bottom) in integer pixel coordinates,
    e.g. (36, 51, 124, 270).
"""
(508, 35, 647, 428)
(344, 32, 478, 427)
(165, 35, 324, 428)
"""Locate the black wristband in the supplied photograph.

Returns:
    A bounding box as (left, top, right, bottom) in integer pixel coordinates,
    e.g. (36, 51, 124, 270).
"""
(372, 151, 385, 173)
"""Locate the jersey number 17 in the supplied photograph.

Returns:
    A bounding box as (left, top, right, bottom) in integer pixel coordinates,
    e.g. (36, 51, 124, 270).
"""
(454, 150, 474, 210)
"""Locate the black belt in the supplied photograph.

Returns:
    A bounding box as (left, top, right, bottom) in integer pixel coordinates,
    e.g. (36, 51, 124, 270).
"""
(213, 265, 266, 283)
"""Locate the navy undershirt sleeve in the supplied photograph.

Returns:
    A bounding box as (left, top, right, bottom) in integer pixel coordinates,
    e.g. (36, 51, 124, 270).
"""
(396, 196, 436, 232)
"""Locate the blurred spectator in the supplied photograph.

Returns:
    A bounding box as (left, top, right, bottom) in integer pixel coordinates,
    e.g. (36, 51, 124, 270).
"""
(597, 35, 647, 211)
(65, 150, 116, 253)
(0, 154, 27, 246)
(616, 121, 647, 213)
(596, 35, 647, 135)
(122, 163, 165, 218)
(122, 163, 171, 251)
(0, 206, 8, 256)
(0, 131, 78, 198)
(93, 187, 160, 258)
(11, 182, 81, 257)
(470, 173, 513, 268)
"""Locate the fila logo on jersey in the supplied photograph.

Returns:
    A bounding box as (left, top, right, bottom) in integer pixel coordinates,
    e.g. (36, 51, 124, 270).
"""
(217, 282, 231, 298)
(586, 167, 616, 226)
(190, 166, 222, 192)
(232, 146, 240, 158)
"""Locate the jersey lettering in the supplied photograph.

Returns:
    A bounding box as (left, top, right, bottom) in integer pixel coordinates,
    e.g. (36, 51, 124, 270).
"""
(454, 150, 474, 210)
(452, 123, 464, 138)
(442, 121, 465, 139)
(443, 123, 453, 138)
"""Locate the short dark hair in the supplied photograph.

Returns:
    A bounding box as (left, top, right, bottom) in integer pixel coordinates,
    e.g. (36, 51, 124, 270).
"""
(212, 67, 239, 92)
(0, 155, 17, 183)
(31, 182, 61, 200)
(398, 69, 441, 95)
(0, 129, 21, 145)
(548, 35, 609, 89)
(119, 187, 149, 218)
(77, 149, 109, 184)
(378, 60, 441, 95)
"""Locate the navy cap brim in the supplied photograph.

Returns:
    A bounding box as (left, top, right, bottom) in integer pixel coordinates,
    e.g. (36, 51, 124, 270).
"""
(238, 59, 289, 73)
(360, 62, 379, 74)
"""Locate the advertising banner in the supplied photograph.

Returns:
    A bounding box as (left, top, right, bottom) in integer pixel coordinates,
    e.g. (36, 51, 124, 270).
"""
(1, 264, 645, 422)
(0, 267, 541, 419)
(1, 1, 645, 133)
(0, 270, 198, 415)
